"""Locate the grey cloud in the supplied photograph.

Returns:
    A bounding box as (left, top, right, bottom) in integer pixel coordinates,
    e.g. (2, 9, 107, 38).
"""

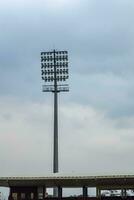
(1, 99, 134, 176)
(0, 0, 134, 76)
(2, 113, 12, 121)
(115, 118, 134, 129)
(69, 73, 134, 121)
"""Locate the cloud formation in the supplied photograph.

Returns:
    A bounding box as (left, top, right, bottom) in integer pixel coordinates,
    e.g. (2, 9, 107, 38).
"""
(0, 97, 134, 176)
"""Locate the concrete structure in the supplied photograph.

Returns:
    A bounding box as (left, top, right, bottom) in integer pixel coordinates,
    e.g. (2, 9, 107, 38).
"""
(0, 175, 134, 199)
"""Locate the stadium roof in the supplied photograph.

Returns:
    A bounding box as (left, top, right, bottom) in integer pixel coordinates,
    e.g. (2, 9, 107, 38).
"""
(1, 175, 134, 189)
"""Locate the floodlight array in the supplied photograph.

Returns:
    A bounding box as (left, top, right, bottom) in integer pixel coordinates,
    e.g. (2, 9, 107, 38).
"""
(41, 50, 69, 83)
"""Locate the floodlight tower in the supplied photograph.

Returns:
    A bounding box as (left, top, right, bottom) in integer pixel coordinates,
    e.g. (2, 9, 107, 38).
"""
(41, 50, 69, 194)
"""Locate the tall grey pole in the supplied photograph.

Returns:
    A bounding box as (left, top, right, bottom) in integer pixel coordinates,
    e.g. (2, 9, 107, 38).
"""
(53, 50, 58, 197)
(54, 91, 58, 172)
(41, 49, 69, 197)
(53, 50, 58, 173)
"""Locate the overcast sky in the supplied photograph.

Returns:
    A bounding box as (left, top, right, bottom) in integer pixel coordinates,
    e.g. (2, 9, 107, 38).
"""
(0, 0, 134, 179)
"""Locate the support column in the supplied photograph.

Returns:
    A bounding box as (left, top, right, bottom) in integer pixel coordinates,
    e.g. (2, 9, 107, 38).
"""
(83, 186, 88, 198)
(58, 186, 62, 199)
(8, 188, 12, 200)
(121, 189, 127, 198)
(38, 187, 43, 199)
(43, 186, 46, 199)
(96, 187, 101, 198)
